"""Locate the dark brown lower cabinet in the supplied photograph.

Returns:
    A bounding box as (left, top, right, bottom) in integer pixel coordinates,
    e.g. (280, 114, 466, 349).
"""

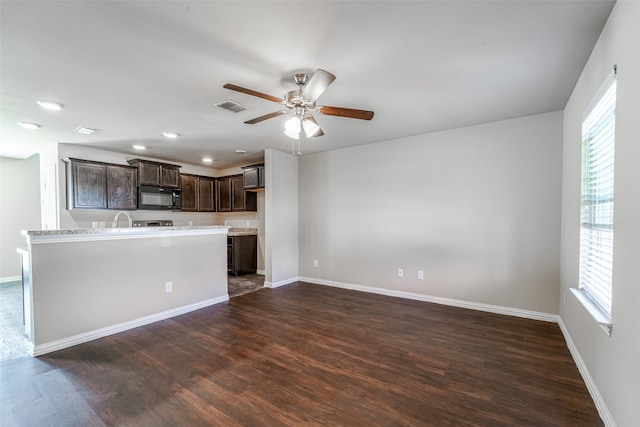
(228, 235, 257, 276)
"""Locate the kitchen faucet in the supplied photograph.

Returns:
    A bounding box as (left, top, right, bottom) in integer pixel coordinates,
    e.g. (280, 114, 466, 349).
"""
(112, 211, 133, 228)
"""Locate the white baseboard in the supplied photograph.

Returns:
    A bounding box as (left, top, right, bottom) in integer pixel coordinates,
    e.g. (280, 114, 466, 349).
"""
(33, 295, 229, 356)
(256, 269, 266, 275)
(264, 276, 299, 289)
(0, 275, 21, 284)
(557, 318, 617, 427)
(299, 276, 558, 323)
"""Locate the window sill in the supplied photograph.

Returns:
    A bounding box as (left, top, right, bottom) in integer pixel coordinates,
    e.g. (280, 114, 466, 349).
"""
(570, 288, 613, 336)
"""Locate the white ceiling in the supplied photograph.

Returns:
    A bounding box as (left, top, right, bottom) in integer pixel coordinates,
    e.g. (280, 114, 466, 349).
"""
(0, 1, 614, 168)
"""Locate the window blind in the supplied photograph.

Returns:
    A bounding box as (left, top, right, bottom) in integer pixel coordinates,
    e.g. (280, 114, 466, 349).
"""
(579, 72, 616, 317)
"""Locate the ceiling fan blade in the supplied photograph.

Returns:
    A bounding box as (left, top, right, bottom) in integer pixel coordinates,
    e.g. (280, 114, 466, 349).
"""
(244, 110, 289, 124)
(223, 83, 283, 104)
(301, 69, 336, 102)
(317, 105, 375, 121)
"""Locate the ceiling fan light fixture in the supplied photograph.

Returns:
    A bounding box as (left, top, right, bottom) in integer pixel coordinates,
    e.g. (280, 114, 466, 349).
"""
(302, 115, 321, 138)
(284, 116, 301, 139)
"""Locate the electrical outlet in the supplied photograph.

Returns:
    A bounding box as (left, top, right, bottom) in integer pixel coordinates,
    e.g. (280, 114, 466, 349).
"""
(397, 268, 404, 278)
(313, 259, 319, 268)
(165, 281, 173, 293)
(418, 270, 424, 280)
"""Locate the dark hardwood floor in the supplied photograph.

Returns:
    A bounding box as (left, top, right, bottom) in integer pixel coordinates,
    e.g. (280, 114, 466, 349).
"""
(1, 282, 602, 426)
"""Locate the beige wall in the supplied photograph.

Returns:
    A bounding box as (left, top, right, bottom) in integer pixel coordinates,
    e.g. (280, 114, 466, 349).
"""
(560, 2, 640, 426)
(0, 155, 41, 279)
(299, 111, 563, 314)
(264, 148, 299, 286)
(29, 232, 228, 349)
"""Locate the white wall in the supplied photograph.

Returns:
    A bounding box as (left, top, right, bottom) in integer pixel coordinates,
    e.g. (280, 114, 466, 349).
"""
(299, 111, 563, 314)
(264, 148, 299, 286)
(560, 2, 640, 426)
(0, 155, 41, 279)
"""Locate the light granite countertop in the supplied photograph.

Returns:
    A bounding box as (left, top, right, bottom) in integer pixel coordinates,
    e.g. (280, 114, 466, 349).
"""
(22, 225, 230, 244)
(23, 225, 228, 236)
(227, 227, 258, 236)
(22, 226, 258, 244)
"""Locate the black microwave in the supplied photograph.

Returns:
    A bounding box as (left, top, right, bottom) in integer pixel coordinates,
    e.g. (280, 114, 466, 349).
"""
(138, 185, 182, 210)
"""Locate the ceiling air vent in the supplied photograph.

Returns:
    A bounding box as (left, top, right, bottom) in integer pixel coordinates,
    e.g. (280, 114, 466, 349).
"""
(215, 99, 248, 113)
(74, 126, 99, 135)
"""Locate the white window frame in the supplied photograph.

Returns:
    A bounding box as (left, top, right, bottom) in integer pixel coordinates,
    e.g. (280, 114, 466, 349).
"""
(572, 67, 616, 336)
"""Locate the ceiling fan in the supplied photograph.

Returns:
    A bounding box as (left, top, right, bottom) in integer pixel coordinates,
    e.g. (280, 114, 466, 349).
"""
(223, 69, 374, 139)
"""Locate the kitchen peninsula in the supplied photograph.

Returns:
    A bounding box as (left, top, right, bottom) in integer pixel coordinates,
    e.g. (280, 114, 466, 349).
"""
(21, 225, 229, 356)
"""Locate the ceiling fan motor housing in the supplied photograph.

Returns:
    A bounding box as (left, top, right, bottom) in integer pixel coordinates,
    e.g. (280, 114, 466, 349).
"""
(284, 89, 315, 111)
(293, 73, 309, 86)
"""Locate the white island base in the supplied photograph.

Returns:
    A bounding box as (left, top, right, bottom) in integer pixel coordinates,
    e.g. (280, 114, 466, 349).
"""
(21, 226, 229, 356)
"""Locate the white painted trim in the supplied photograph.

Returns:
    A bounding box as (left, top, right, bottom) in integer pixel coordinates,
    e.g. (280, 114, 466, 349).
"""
(0, 275, 21, 284)
(32, 295, 229, 356)
(256, 269, 266, 275)
(570, 288, 613, 335)
(23, 227, 228, 245)
(557, 317, 617, 427)
(298, 276, 559, 323)
(265, 276, 299, 289)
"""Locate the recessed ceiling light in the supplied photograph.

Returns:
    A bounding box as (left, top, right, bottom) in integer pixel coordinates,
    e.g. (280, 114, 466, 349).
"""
(235, 149, 247, 155)
(132, 145, 146, 150)
(18, 122, 41, 130)
(37, 100, 64, 111)
(202, 157, 213, 163)
(74, 126, 99, 135)
(162, 132, 180, 139)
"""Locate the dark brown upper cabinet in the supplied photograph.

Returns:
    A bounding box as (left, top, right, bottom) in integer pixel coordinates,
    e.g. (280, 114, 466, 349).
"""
(127, 159, 181, 188)
(181, 174, 215, 212)
(106, 165, 137, 210)
(230, 174, 256, 212)
(242, 164, 265, 190)
(216, 176, 231, 212)
(180, 174, 198, 211)
(198, 177, 215, 212)
(63, 158, 137, 210)
(231, 175, 245, 212)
